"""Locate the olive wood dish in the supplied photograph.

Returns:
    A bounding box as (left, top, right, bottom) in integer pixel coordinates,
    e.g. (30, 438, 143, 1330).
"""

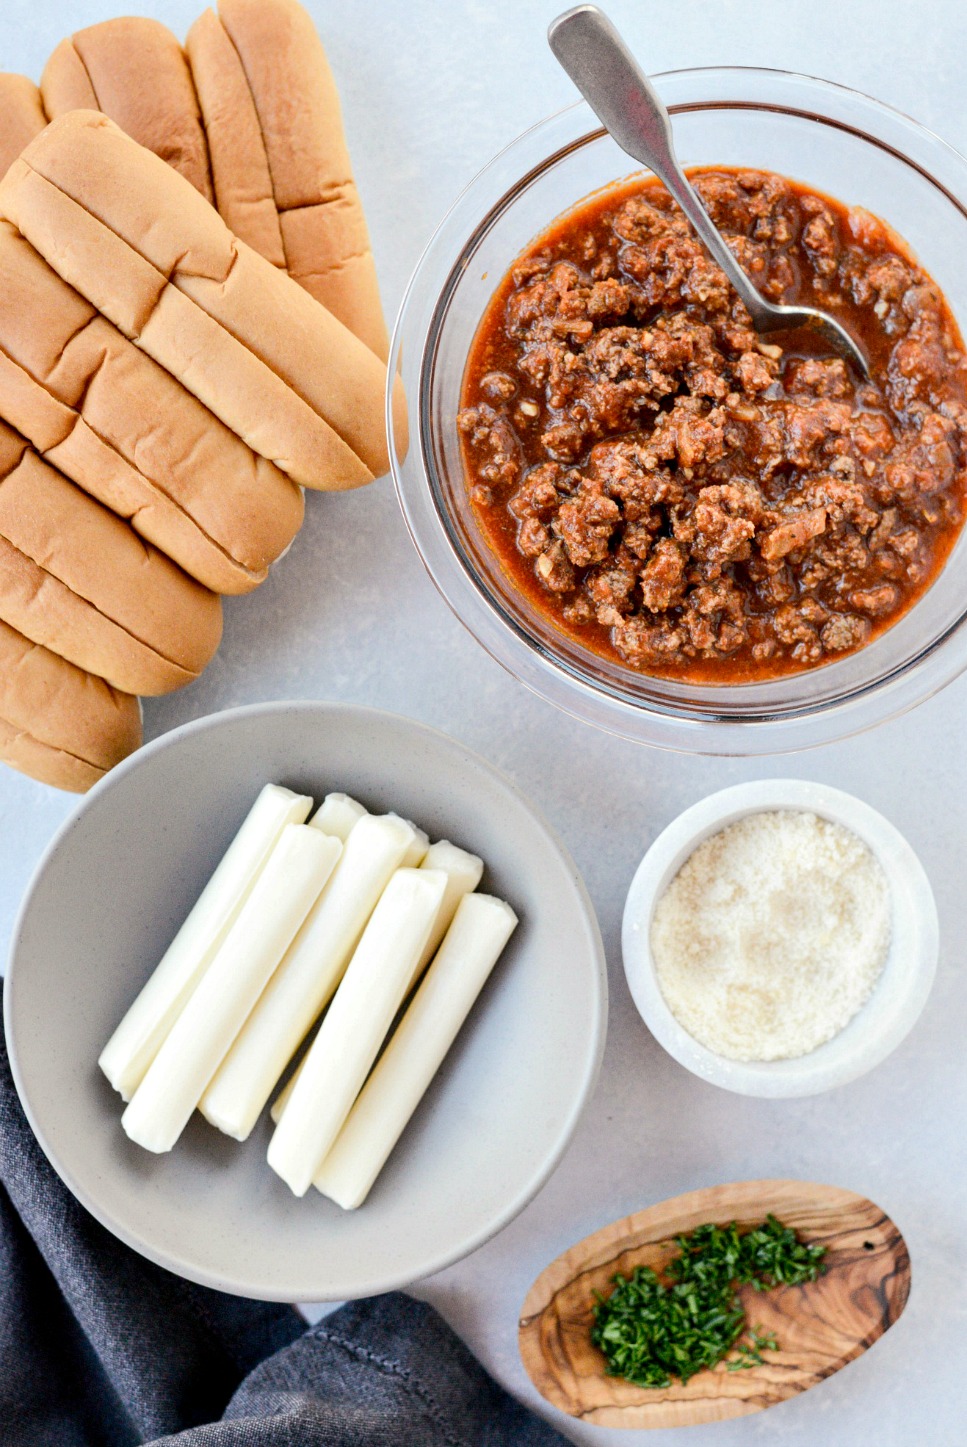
(518, 1178, 909, 1429)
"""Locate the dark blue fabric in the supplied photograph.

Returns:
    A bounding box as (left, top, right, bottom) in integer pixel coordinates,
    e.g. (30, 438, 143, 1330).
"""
(0, 1019, 568, 1447)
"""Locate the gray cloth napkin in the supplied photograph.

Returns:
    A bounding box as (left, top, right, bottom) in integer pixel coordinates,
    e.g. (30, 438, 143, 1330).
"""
(0, 1011, 568, 1447)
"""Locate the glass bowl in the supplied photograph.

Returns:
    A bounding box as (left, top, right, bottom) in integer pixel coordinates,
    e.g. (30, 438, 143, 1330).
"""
(389, 68, 967, 754)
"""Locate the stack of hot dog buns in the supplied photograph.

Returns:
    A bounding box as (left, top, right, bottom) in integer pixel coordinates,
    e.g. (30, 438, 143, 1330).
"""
(39, 0, 388, 358)
(42, 17, 216, 201)
(0, 0, 400, 793)
(0, 76, 46, 178)
(0, 417, 222, 695)
(0, 621, 142, 794)
(186, 0, 389, 359)
(0, 218, 305, 594)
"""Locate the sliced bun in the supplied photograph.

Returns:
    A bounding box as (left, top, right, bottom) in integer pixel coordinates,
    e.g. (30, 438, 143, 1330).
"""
(184, 10, 286, 269)
(0, 113, 405, 488)
(191, 0, 388, 359)
(41, 19, 213, 201)
(0, 75, 47, 180)
(0, 422, 222, 695)
(0, 616, 141, 792)
(0, 221, 303, 594)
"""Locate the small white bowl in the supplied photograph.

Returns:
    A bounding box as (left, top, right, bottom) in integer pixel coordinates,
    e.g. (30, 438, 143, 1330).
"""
(622, 780, 938, 1098)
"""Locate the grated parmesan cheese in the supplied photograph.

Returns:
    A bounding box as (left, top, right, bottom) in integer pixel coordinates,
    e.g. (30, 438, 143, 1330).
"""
(650, 810, 891, 1062)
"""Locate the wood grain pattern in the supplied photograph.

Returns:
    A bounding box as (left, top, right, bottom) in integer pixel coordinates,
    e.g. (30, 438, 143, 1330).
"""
(519, 1179, 909, 1429)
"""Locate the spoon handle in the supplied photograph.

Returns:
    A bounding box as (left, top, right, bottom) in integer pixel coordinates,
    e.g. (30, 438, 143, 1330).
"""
(547, 5, 768, 325)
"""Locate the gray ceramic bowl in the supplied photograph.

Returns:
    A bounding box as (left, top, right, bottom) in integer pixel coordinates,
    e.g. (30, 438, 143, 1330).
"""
(5, 702, 607, 1301)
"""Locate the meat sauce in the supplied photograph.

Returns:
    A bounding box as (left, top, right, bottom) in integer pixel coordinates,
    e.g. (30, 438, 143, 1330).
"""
(457, 169, 967, 682)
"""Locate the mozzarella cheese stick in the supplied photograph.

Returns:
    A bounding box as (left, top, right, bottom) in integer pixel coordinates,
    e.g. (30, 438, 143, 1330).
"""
(393, 815, 429, 867)
(315, 894, 518, 1209)
(412, 840, 485, 990)
(122, 824, 340, 1153)
(267, 867, 447, 1195)
(270, 1056, 301, 1123)
(271, 835, 483, 1119)
(99, 784, 312, 1099)
(199, 813, 415, 1140)
(309, 792, 367, 842)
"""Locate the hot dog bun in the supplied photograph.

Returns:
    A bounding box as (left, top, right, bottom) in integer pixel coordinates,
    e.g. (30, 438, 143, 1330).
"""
(188, 0, 389, 359)
(1, 112, 406, 489)
(0, 421, 222, 695)
(41, 18, 213, 201)
(0, 221, 304, 594)
(184, 10, 286, 269)
(0, 616, 141, 792)
(0, 75, 46, 180)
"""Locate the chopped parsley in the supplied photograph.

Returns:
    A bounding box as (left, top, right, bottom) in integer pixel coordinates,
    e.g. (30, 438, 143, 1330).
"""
(590, 1214, 826, 1389)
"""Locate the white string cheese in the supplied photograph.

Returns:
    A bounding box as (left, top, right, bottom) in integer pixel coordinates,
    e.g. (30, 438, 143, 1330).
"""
(99, 784, 313, 1100)
(268, 837, 485, 1124)
(270, 1056, 303, 1125)
(309, 792, 367, 841)
(267, 867, 447, 1196)
(391, 814, 429, 866)
(121, 824, 341, 1153)
(199, 813, 416, 1141)
(412, 839, 484, 989)
(261, 792, 368, 1130)
(314, 893, 517, 1209)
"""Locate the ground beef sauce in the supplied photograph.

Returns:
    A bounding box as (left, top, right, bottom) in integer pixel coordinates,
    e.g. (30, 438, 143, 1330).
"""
(457, 169, 967, 681)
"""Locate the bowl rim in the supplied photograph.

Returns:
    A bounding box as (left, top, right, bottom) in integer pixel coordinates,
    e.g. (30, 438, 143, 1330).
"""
(388, 66, 967, 756)
(4, 699, 609, 1300)
(620, 779, 938, 1098)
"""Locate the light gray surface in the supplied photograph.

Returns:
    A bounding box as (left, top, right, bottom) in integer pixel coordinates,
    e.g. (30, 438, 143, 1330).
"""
(0, 2, 963, 1444)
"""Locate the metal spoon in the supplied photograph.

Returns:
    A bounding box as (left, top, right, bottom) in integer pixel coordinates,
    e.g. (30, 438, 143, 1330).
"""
(548, 5, 870, 378)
